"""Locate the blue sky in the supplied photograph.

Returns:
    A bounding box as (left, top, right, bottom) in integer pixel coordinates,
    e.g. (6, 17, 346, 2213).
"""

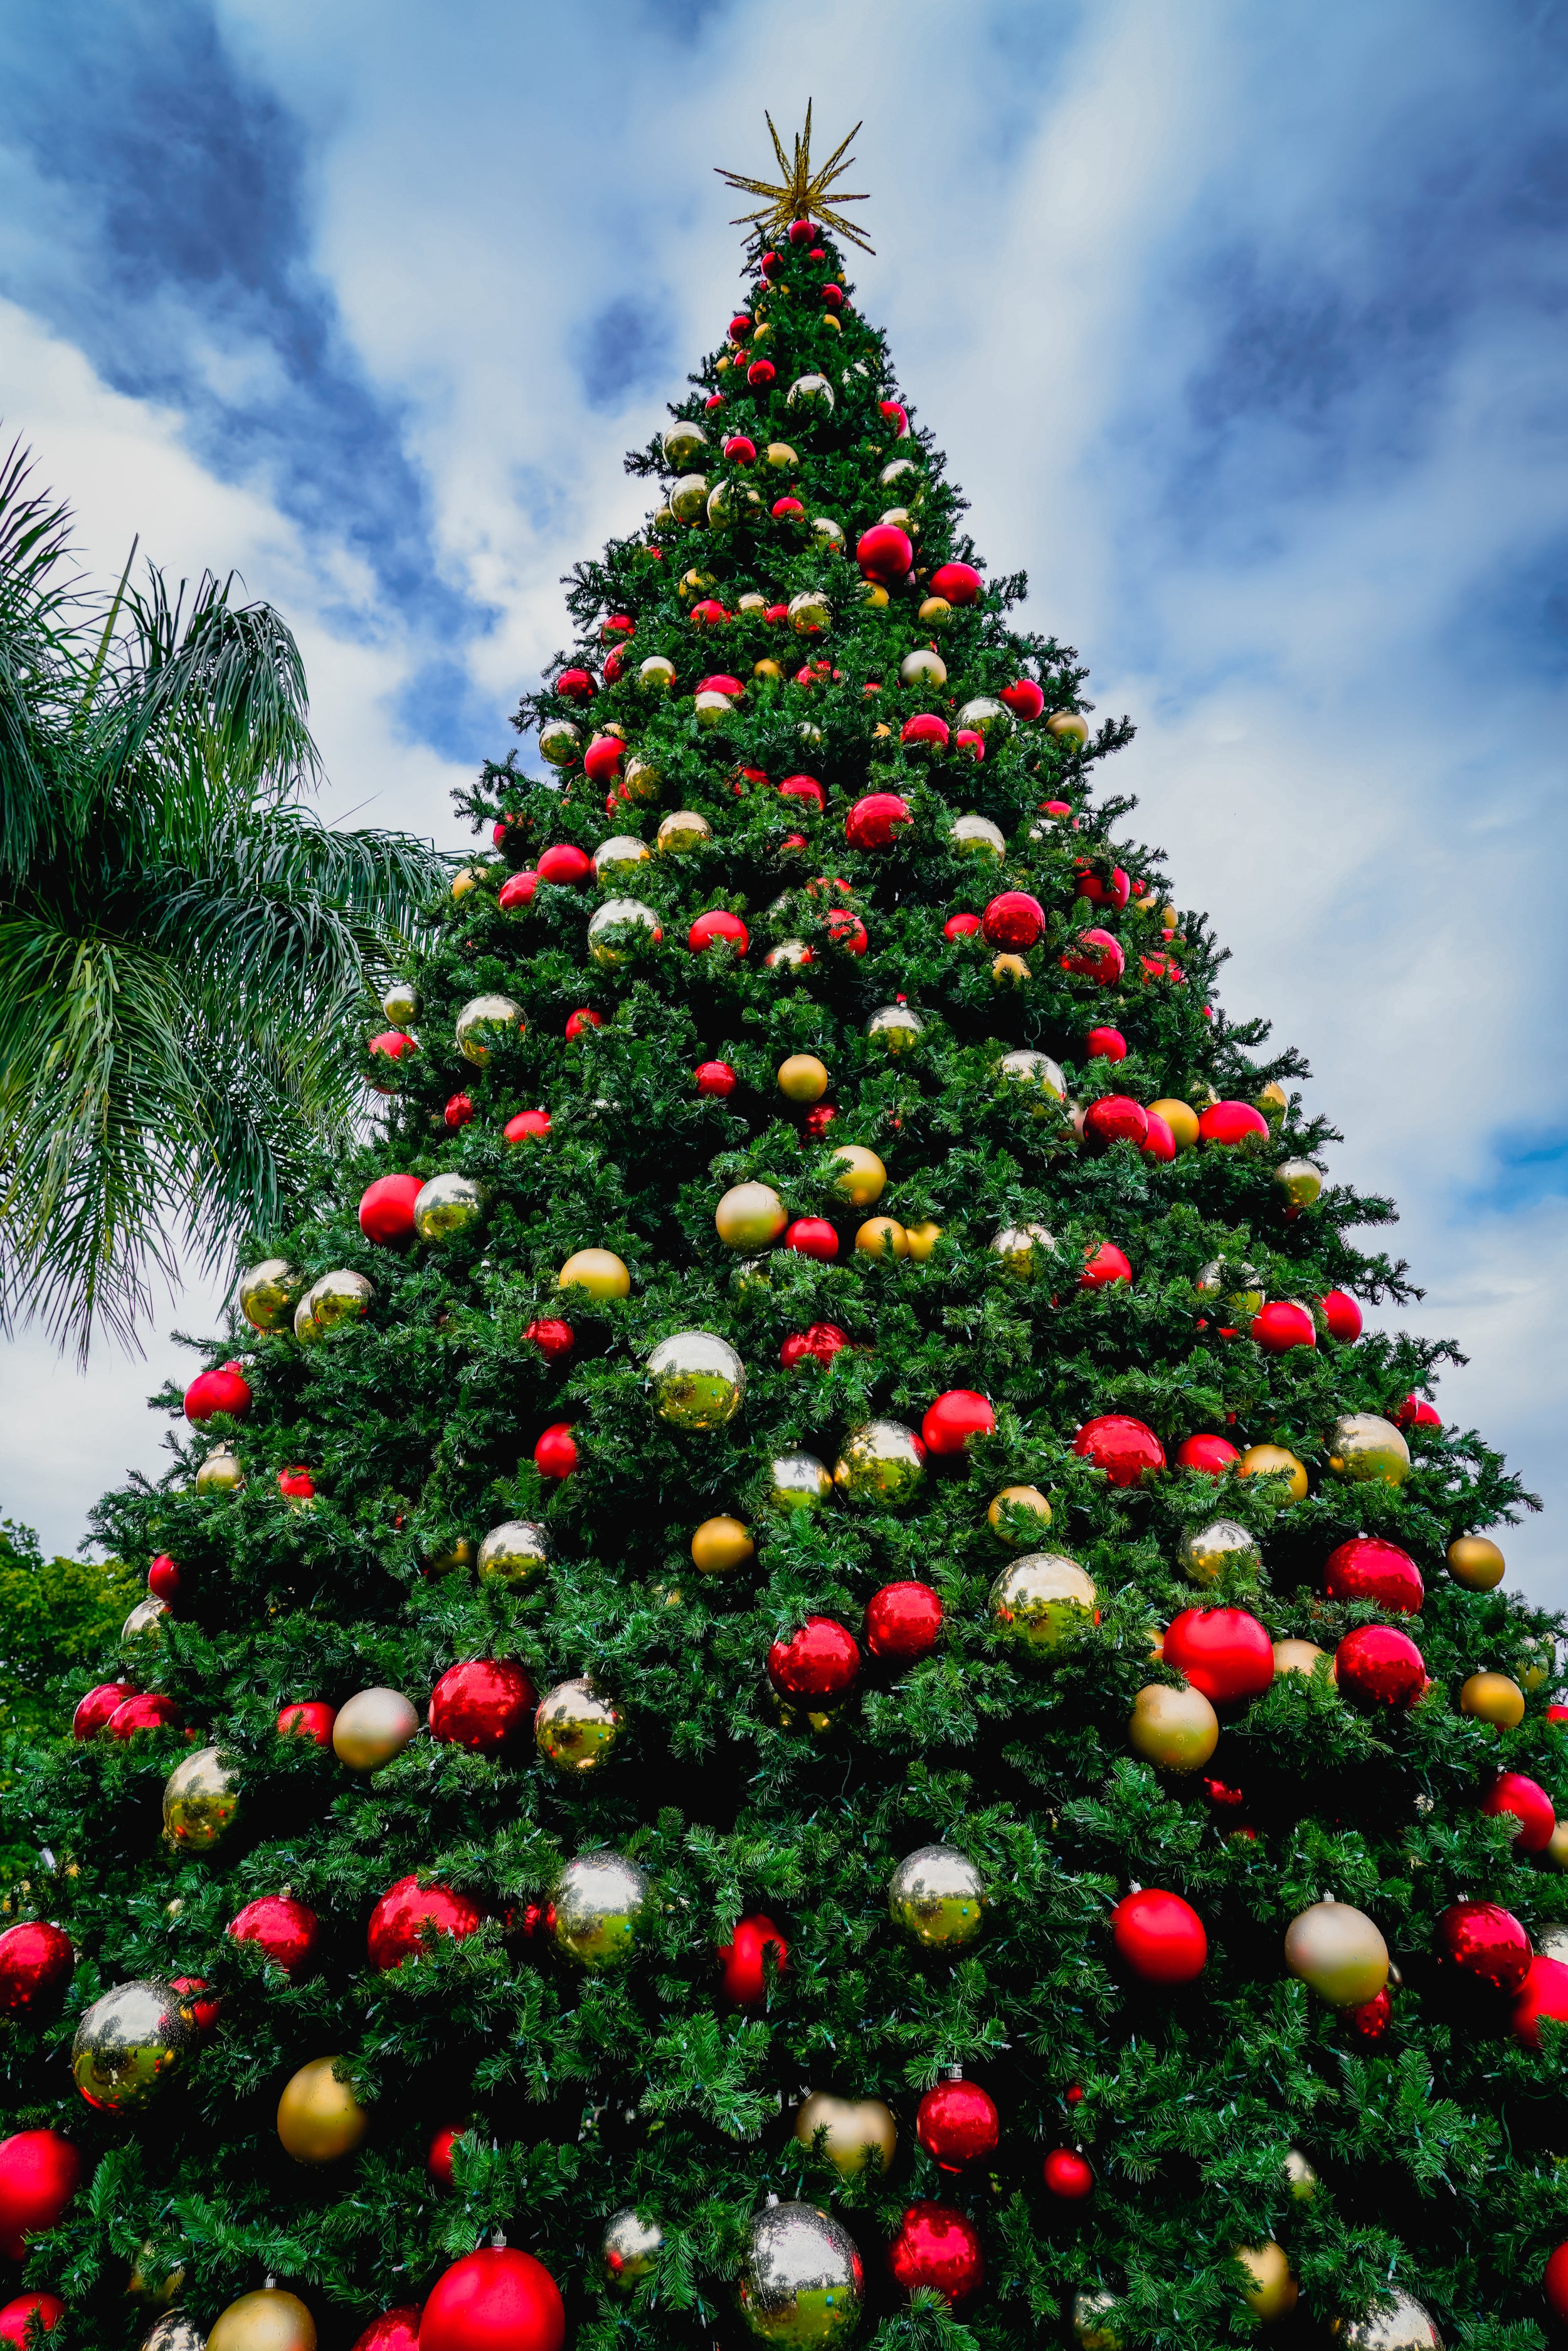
(2, 0, 1565, 1598)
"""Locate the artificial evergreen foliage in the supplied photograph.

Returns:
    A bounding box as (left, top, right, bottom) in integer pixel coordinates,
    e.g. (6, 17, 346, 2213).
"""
(6, 219, 1564, 2351)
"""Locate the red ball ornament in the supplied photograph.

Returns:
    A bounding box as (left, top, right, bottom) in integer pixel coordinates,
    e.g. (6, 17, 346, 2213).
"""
(857, 524, 914, 583)
(600, 615, 635, 642)
(689, 908, 750, 955)
(358, 1172, 424, 1246)
(825, 908, 867, 954)
(1140, 950, 1184, 985)
(1436, 1899, 1532, 1994)
(1084, 1096, 1148, 1153)
(1043, 2148, 1094, 2200)
(879, 398, 909, 434)
(866, 1582, 943, 1664)
(555, 667, 596, 701)
(915, 2077, 999, 2169)
(1074, 860, 1131, 911)
(887, 2204, 983, 2306)
(1111, 1887, 1207, 1983)
(504, 1109, 551, 1142)
(524, 1317, 574, 1361)
(428, 2121, 469, 2186)
(778, 773, 825, 812)
(105, 1692, 177, 1737)
(1000, 678, 1045, 721)
(696, 1060, 738, 1098)
(1251, 1300, 1316, 1353)
(748, 360, 776, 388)
(1347, 1987, 1391, 2042)
(982, 890, 1045, 949)
(498, 871, 538, 911)
(534, 1423, 578, 1479)
(1073, 1414, 1167, 1488)
(718, 1914, 788, 2006)
(183, 1361, 251, 1424)
(724, 434, 757, 464)
(955, 729, 984, 761)
(444, 1091, 475, 1129)
(350, 2310, 423, 2351)
(172, 1973, 220, 2032)
(0, 2131, 83, 2261)
(564, 1008, 602, 1039)
(901, 713, 950, 750)
(1394, 1394, 1443, 1430)
(944, 912, 982, 939)
(368, 1876, 485, 1970)
(928, 561, 981, 605)
(785, 1217, 839, 1260)
(228, 1895, 320, 1978)
(781, 1322, 849, 1369)
(1481, 1771, 1556, 1854)
(368, 1029, 418, 1078)
(583, 736, 625, 785)
(0, 1923, 72, 2017)
(1142, 1112, 1177, 1163)
(1548, 2246, 1568, 2325)
(773, 497, 805, 519)
(0, 2295, 64, 2343)
(804, 1103, 837, 1137)
(1324, 1537, 1424, 1614)
(845, 792, 911, 850)
(1163, 1608, 1274, 1705)
(1086, 1026, 1127, 1061)
(72, 1681, 134, 1739)
(418, 2247, 566, 2351)
(1080, 1242, 1131, 1288)
(278, 1467, 314, 1502)
(1175, 1434, 1239, 1475)
(1513, 1955, 1568, 2047)
(147, 1552, 181, 1605)
(1198, 1100, 1269, 1148)
(537, 842, 594, 886)
(767, 1617, 861, 1703)
(1335, 1624, 1426, 1708)
(1061, 928, 1125, 984)
(430, 1658, 536, 1753)
(921, 1389, 995, 1456)
(788, 216, 816, 245)
(278, 1700, 336, 1746)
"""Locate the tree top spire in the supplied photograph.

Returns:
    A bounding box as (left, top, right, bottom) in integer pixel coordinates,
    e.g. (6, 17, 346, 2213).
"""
(715, 101, 874, 253)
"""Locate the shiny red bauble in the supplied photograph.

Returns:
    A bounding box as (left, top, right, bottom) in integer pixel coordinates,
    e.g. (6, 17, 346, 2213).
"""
(105, 1692, 177, 1737)
(1074, 859, 1131, 910)
(781, 1322, 848, 1369)
(0, 2295, 64, 2343)
(418, 2247, 566, 2351)
(1043, 2148, 1094, 2199)
(171, 1975, 220, 2033)
(866, 1582, 943, 1664)
(428, 2121, 469, 2186)
(1061, 928, 1125, 984)
(723, 434, 757, 464)
(767, 1618, 861, 1702)
(1394, 1394, 1443, 1430)
(504, 1110, 551, 1142)
(564, 1008, 602, 1039)
(1081, 1242, 1132, 1288)
(1335, 1624, 1426, 1708)
(368, 1029, 418, 1075)
(857, 524, 914, 583)
(1513, 1955, 1568, 2047)
(1000, 678, 1045, 721)
(1175, 1434, 1240, 1475)
(429, 1658, 536, 1753)
(280, 1468, 312, 1502)
(695, 1060, 738, 1097)
(600, 614, 635, 642)
(555, 666, 595, 701)
(72, 1681, 134, 1739)
(1436, 1899, 1532, 1994)
(845, 792, 911, 850)
(981, 890, 1045, 949)
(778, 773, 825, 811)
(1198, 1100, 1269, 1148)
(368, 1876, 485, 1971)
(499, 871, 538, 911)
(1086, 1026, 1127, 1062)
(0, 1923, 72, 2016)
(359, 1172, 423, 1246)
(1142, 1112, 1176, 1163)
(445, 1093, 475, 1128)
(1073, 1415, 1167, 1487)
(1347, 1987, 1391, 2042)
(534, 1423, 578, 1478)
(902, 713, 950, 750)
(0, 2131, 83, 2261)
(1482, 1771, 1556, 1853)
(1111, 1888, 1207, 1983)
(785, 1217, 839, 1260)
(921, 1389, 995, 1455)
(887, 2204, 983, 2305)
(583, 735, 625, 785)
(825, 909, 868, 954)
(228, 1895, 320, 1978)
(915, 2077, 999, 2168)
(944, 912, 982, 939)
(1251, 1300, 1316, 1352)
(1324, 1537, 1424, 1614)
(718, 1914, 788, 2006)
(1083, 1095, 1148, 1152)
(805, 1103, 837, 1137)
(349, 2310, 423, 2351)
(1163, 1608, 1274, 1705)
(879, 397, 908, 433)
(537, 842, 594, 886)
(147, 1552, 181, 1605)
(183, 1361, 251, 1423)
(522, 1317, 573, 1362)
(689, 908, 749, 955)
(278, 1700, 336, 1746)
(1548, 2245, 1568, 2325)
(928, 561, 981, 603)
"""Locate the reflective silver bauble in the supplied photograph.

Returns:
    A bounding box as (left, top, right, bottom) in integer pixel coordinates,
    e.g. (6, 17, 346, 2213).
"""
(1180, 1519, 1262, 1585)
(121, 1595, 169, 1652)
(140, 2318, 206, 2351)
(898, 648, 946, 688)
(864, 1003, 924, 1055)
(1333, 2292, 1444, 2351)
(194, 1449, 245, 1492)
(237, 1258, 300, 1332)
(539, 719, 581, 768)
(997, 1048, 1066, 1106)
(738, 2200, 862, 2347)
(594, 834, 651, 884)
(670, 472, 709, 522)
(889, 1844, 987, 1950)
(381, 978, 419, 1026)
(657, 809, 711, 853)
(1327, 1414, 1411, 1486)
(73, 1979, 191, 2111)
(413, 1173, 484, 1243)
(477, 1519, 552, 1589)
(787, 588, 832, 633)
(588, 898, 663, 967)
(455, 992, 525, 1064)
(647, 1330, 746, 1429)
(787, 373, 836, 411)
(662, 422, 707, 468)
(834, 1420, 926, 1509)
(1197, 1259, 1264, 1316)
(551, 1852, 650, 1969)
(603, 2206, 664, 2291)
(1273, 1157, 1322, 1209)
(990, 1223, 1057, 1279)
(535, 1678, 622, 1774)
(162, 1746, 241, 1853)
(1073, 2291, 1122, 2350)
(768, 1451, 834, 1512)
(989, 1554, 1098, 1648)
(950, 812, 1005, 859)
(956, 695, 1014, 745)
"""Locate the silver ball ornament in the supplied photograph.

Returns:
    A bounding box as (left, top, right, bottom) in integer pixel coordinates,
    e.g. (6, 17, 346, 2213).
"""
(647, 1330, 746, 1428)
(738, 2200, 863, 2347)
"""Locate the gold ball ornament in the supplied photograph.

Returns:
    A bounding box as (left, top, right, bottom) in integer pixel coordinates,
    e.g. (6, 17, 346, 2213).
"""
(1285, 1899, 1389, 2007)
(1237, 1445, 1308, 1502)
(238, 1258, 301, 1332)
(904, 1220, 943, 1260)
(788, 588, 832, 634)
(162, 1745, 241, 1854)
(716, 1181, 788, 1251)
(855, 1214, 907, 1260)
(988, 1485, 1053, 1544)
(769, 1451, 834, 1513)
(208, 2291, 317, 2351)
(696, 682, 739, 721)
(1148, 1097, 1199, 1150)
(1459, 1671, 1525, 1727)
(692, 1515, 755, 1573)
(1285, 2147, 1319, 2200)
(421, 1536, 473, 1576)
(638, 655, 677, 694)
(951, 812, 1007, 859)
(1273, 1638, 1330, 1677)
(73, 1979, 191, 2111)
(455, 992, 524, 1064)
(647, 1330, 746, 1429)
(662, 422, 707, 467)
(1073, 2293, 1123, 2350)
(778, 1053, 829, 1102)
(737, 592, 768, 613)
(889, 1844, 986, 1950)
(669, 472, 709, 522)
(128, 2240, 186, 2307)
(1327, 1413, 1411, 1486)
(381, 978, 419, 1025)
(992, 951, 1030, 987)
(754, 659, 785, 682)
(413, 1172, 483, 1242)
(588, 898, 662, 965)
(991, 1222, 1057, 1279)
(765, 441, 799, 469)
(834, 1419, 926, 1508)
(864, 1003, 924, 1056)
(551, 1851, 650, 1970)
(536, 1677, 622, 1773)
(1274, 1157, 1322, 1209)
(623, 753, 662, 799)
(657, 809, 711, 853)
(1046, 711, 1089, 747)
(603, 2208, 664, 2292)
(195, 1448, 245, 1492)
(918, 595, 951, 626)
(293, 1267, 373, 1344)
(477, 1519, 552, 1589)
(1544, 1825, 1568, 1871)
(277, 2056, 368, 2165)
(1332, 2291, 1444, 2351)
(990, 1554, 1098, 1649)
(332, 1687, 420, 1771)
(1236, 2242, 1298, 2323)
(830, 1144, 886, 1205)
(795, 2091, 897, 2177)
(1256, 1080, 1290, 1116)
(1128, 1682, 1219, 1773)
(1197, 1258, 1264, 1317)
(559, 1246, 632, 1300)
(997, 1047, 1066, 1108)
(1446, 1535, 1505, 1590)
(538, 719, 580, 768)
(1180, 1519, 1261, 1586)
(738, 2200, 863, 2348)
(1521, 1635, 1555, 1692)
(449, 864, 485, 899)
(898, 647, 946, 687)
(594, 834, 651, 884)
(141, 2315, 206, 2351)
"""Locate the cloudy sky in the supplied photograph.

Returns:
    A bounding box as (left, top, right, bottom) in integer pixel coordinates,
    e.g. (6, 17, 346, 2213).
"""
(3, 0, 1565, 1601)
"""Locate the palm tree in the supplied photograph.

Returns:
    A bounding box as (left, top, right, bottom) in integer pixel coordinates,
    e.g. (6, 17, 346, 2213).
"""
(0, 439, 450, 1359)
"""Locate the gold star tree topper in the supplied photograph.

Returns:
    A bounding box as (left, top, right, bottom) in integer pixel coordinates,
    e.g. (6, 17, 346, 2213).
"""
(716, 103, 873, 254)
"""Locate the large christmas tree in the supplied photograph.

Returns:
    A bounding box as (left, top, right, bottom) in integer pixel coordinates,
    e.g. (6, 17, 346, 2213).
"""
(5, 117, 1567, 2351)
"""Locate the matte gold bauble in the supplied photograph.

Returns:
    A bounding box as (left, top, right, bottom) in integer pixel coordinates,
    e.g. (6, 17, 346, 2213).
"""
(754, 659, 785, 682)
(277, 2057, 368, 2165)
(990, 1223, 1057, 1280)
(864, 1003, 923, 1055)
(73, 1980, 191, 2110)
(1180, 1519, 1261, 1585)
(1545, 1823, 1568, 1871)
(951, 813, 1006, 859)
(1273, 1639, 1329, 1677)
(1332, 2291, 1444, 2350)
(1285, 2147, 1319, 2200)
(992, 952, 1030, 987)
(1285, 1899, 1389, 2006)
(449, 865, 485, 898)
(1073, 2292, 1121, 2350)
(860, 581, 888, 607)
(647, 1330, 746, 1428)
(1236, 2242, 1298, 2322)
(477, 1519, 552, 1588)
(765, 440, 798, 469)
(778, 1053, 829, 1102)
(238, 1258, 301, 1332)
(1148, 1097, 1199, 1150)
(413, 1173, 483, 1242)
(208, 2289, 317, 2351)
(889, 1844, 986, 1950)
(603, 2207, 664, 2291)
(990, 1554, 1096, 1648)
(588, 898, 662, 965)
(1327, 1413, 1410, 1486)
(795, 2091, 897, 2176)
(716, 1181, 788, 1251)
(141, 2315, 206, 2351)
(293, 1268, 373, 1344)
(918, 595, 951, 626)
(834, 1420, 926, 1507)
(332, 1687, 420, 1771)
(551, 1852, 650, 1969)
(1237, 1445, 1308, 1502)
(769, 1452, 834, 1513)
(536, 1678, 621, 1773)
(1273, 1157, 1322, 1209)
(163, 1745, 241, 1854)
(988, 1485, 1052, 1544)
(830, 1144, 885, 1205)
(195, 1449, 245, 1492)
(1459, 1671, 1524, 1727)
(559, 1247, 632, 1299)
(996, 1048, 1066, 1108)
(455, 992, 524, 1064)
(1128, 1682, 1219, 1773)
(595, 834, 651, 884)
(1446, 1535, 1505, 1590)
(855, 1216, 907, 1260)
(692, 1515, 755, 1573)
(1047, 711, 1089, 747)
(904, 1221, 943, 1260)
(738, 2200, 862, 2348)
(657, 809, 710, 853)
